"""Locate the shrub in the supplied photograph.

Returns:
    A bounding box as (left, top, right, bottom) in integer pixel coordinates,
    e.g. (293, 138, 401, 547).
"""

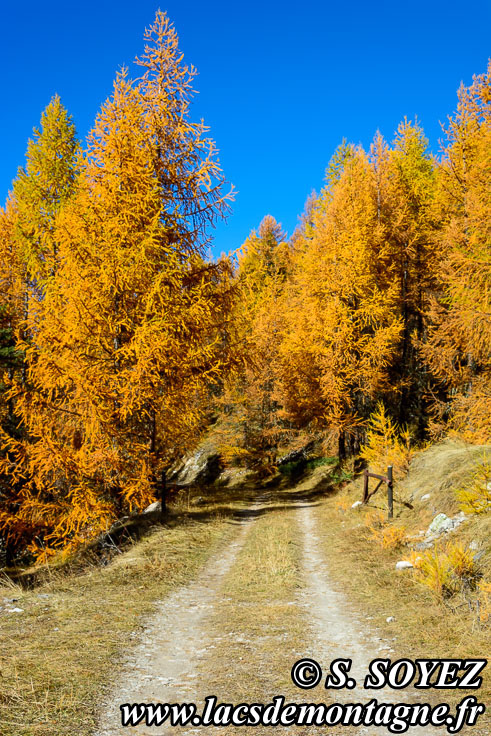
(457, 457, 491, 515)
(363, 510, 407, 549)
(416, 542, 480, 599)
(360, 403, 413, 480)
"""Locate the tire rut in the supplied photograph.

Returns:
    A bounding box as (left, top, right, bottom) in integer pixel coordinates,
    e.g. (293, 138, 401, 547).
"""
(95, 511, 258, 736)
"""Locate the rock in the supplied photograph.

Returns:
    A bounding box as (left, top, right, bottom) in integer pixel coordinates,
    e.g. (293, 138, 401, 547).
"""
(469, 541, 479, 551)
(395, 561, 414, 570)
(7, 607, 24, 613)
(143, 500, 161, 514)
(426, 512, 468, 538)
(386, 616, 396, 622)
(351, 501, 363, 509)
(172, 447, 221, 486)
(421, 494, 431, 501)
(415, 535, 437, 551)
(427, 513, 452, 534)
(216, 467, 251, 488)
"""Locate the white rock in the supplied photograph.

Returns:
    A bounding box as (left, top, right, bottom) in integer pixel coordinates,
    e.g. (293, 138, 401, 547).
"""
(351, 501, 363, 509)
(421, 494, 431, 501)
(386, 616, 396, 622)
(426, 511, 467, 537)
(469, 541, 479, 551)
(143, 500, 161, 514)
(395, 561, 414, 570)
(427, 513, 453, 535)
(7, 607, 24, 613)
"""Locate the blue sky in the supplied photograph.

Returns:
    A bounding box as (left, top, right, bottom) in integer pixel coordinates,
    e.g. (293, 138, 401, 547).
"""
(1, 1, 489, 257)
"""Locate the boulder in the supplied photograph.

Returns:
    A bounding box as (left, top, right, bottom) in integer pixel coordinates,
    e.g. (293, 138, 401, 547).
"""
(426, 512, 467, 537)
(143, 501, 161, 514)
(277, 441, 315, 467)
(171, 447, 221, 486)
(395, 561, 414, 570)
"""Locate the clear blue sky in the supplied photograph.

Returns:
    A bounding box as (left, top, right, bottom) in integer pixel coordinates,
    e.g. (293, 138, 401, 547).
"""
(1, 1, 489, 257)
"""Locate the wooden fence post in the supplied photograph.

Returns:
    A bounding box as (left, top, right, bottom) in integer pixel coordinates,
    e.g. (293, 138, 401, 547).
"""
(363, 468, 369, 503)
(387, 465, 393, 519)
(160, 469, 167, 519)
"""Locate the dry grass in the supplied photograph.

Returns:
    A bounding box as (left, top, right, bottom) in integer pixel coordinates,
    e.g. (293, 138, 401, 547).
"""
(0, 514, 234, 736)
(311, 439, 491, 723)
(187, 505, 331, 735)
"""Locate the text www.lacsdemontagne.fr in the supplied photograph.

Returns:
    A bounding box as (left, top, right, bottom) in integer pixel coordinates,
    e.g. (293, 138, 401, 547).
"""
(120, 694, 485, 733)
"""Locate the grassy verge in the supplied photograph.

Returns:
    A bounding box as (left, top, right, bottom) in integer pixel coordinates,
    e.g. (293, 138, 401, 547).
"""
(311, 489, 490, 722)
(0, 515, 233, 736)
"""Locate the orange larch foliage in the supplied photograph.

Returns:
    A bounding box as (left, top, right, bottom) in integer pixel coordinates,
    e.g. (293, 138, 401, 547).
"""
(422, 63, 491, 442)
(0, 12, 236, 556)
(218, 215, 290, 471)
(278, 145, 402, 456)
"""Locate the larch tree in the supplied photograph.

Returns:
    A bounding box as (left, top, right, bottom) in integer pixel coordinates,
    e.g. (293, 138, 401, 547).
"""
(422, 64, 491, 441)
(278, 145, 402, 457)
(377, 121, 440, 435)
(1, 12, 236, 556)
(0, 201, 30, 563)
(12, 96, 79, 292)
(218, 215, 290, 472)
(0, 97, 78, 562)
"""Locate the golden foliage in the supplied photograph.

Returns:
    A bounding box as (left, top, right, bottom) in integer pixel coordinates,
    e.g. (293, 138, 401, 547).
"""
(0, 11, 236, 555)
(360, 402, 413, 479)
(422, 63, 491, 442)
(456, 457, 491, 514)
(363, 510, 407, 549)
(277, 145, 403, 446)
(217, 215, 290, 471)
(416, 542, 480, 599)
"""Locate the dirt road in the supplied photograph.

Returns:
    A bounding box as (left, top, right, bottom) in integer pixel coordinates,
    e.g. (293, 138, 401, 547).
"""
(94, 497, 482, 736)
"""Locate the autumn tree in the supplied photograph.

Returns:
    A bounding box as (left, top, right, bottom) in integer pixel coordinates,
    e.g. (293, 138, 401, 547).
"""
(278, 144, 402, 457)
(422, 64, 491, 441)
(13, 96, 78, 291)
(0, 201, 31, 562)
(218, 215, 290, 471)
(1, 12, 235, 556)
(370, 122, 440, 436)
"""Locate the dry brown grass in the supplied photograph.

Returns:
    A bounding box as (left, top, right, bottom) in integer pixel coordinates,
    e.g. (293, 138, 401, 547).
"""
(311, 439, 491, 725)
(0, 514, 233, 736)
(186, 504, 340, 735)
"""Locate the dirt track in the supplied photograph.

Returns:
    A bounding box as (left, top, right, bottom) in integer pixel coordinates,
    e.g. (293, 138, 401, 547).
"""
(95, 497, 482, 736)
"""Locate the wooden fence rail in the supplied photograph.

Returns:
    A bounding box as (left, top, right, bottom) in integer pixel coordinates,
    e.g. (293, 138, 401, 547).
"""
(362, 465, 394, 519)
